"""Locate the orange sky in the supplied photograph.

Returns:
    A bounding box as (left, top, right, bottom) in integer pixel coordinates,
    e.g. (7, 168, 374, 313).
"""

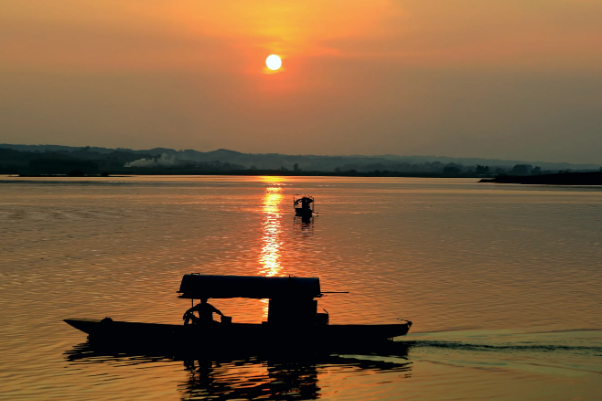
(1, 1, 601, 162)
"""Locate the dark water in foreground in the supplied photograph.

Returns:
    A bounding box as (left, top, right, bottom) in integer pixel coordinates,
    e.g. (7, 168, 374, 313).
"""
(1, 176, 601, 400)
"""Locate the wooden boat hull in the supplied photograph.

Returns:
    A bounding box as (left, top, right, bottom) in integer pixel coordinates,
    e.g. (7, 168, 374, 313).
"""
(64, 319, 411, 349)
(295, 208, 312, 217)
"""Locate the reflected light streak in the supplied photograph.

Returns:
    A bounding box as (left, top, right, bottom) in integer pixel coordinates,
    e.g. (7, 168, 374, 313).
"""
(259, 176, 285, 185)
(259, 187, 283, 277)
(259, 186, 283, 317)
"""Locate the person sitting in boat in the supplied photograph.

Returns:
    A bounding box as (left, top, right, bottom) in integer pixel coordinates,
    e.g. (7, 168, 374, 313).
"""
(183, 298, 224, 325)
(295, 197, 313, 209)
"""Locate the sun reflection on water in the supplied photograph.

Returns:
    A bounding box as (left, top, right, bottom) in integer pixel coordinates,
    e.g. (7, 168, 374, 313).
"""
(259, 187, 283, 277)
(258, 183, 284, 317)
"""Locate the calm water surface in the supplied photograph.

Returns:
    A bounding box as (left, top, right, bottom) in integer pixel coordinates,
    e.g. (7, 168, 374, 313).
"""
(1, 176, 601, 400)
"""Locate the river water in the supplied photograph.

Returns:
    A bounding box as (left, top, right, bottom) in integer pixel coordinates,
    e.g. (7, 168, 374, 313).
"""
(1, 176, 601, 400)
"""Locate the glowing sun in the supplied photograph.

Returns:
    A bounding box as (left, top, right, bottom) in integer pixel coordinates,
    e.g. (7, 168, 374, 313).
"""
(266, 54, 282, 70)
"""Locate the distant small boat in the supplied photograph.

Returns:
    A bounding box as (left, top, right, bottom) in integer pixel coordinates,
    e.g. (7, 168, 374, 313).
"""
(64, 274, 412, 348)
(294, 194, 314, 219)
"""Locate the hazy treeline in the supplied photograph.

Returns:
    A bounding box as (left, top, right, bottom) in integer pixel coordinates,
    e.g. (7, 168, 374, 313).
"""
(1, 144, 600, 176)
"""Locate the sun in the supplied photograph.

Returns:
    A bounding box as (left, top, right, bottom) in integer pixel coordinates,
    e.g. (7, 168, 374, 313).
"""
(266, 54, 282, 71)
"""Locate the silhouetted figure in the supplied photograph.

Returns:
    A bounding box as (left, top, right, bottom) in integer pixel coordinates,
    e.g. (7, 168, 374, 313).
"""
(294, 197, 313, 210)
(183, 298, 224, 325)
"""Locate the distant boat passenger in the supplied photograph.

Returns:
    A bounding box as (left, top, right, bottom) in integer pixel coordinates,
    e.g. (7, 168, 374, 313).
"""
(183, 297, 224, 325)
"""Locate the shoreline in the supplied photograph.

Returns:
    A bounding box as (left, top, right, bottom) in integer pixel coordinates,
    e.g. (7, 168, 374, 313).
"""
(9, 171, 488, 179)
(480, 172, 602, 185)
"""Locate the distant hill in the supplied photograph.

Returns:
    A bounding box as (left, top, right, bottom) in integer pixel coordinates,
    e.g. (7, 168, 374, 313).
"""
(1, 144, 600, 176)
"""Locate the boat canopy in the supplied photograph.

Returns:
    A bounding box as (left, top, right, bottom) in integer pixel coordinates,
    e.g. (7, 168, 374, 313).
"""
(293, 194, 314, 201)
(178, 274, 321, 300)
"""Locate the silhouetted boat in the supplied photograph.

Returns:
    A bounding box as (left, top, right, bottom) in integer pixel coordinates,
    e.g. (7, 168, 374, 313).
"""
(294, 195, 314, 219)
(64, 275, 412, 348)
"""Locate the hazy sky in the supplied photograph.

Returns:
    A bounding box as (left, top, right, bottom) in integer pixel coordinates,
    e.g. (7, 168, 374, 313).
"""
(1, 1, 601, 163)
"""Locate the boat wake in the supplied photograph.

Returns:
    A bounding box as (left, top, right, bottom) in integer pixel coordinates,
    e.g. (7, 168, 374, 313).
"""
(397, 340, 602, 355)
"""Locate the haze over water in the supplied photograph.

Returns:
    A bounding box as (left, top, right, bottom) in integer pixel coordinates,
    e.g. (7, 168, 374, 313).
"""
(1, 176, 601, 400)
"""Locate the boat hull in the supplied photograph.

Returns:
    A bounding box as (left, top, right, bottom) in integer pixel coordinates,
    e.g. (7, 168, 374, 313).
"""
(64, 319, 411, 349)
(294, 208, 313, 218)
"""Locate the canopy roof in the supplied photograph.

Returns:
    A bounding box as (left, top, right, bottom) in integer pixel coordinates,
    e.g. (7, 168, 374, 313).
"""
(293, 194, 314, 200)
(178, 274, 321, 300)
